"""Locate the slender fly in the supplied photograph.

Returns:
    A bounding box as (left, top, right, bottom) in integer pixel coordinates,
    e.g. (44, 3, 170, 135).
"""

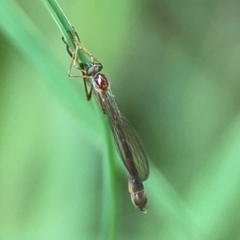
(62, 29, 150, 212)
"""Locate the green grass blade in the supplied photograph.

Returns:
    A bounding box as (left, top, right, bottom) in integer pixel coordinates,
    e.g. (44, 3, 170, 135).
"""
(0, 1, 119, 239)
(42, 0, 87, 63)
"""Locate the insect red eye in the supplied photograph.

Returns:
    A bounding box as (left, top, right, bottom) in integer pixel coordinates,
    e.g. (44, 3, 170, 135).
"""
(94, 74, 109, 91)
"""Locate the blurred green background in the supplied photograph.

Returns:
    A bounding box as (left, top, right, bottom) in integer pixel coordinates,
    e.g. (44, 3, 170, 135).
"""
(1, 0, 240, 239)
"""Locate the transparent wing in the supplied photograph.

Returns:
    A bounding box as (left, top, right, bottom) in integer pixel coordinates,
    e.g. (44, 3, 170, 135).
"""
(97, 89, 149, 181)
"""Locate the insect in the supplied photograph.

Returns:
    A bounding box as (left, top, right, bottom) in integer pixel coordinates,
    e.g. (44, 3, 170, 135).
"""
(62, 29, 150, 212)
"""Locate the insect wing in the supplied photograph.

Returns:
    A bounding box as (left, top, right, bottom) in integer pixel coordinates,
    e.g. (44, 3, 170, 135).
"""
(101, 91, 149, 181)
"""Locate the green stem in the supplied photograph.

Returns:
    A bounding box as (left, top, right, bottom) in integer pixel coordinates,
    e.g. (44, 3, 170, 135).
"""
(42, 0, 118, 238)
(42, 0, 88, 63)
(100, 128, 119, 240)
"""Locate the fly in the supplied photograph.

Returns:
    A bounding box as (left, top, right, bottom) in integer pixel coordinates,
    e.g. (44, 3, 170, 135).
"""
(62, 29, 150, 212)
